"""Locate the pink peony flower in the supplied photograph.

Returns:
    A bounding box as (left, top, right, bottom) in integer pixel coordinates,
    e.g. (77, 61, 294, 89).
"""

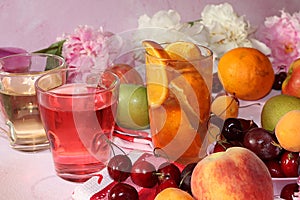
(58, 25, 116, 72)
(262, 10, 300, 70)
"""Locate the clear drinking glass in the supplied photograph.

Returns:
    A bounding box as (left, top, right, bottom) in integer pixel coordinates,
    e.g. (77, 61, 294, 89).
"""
(0, 53, 65, 152)
(35, 68, 120, 182)
(145, 44, 213, 164)
(111, 43, 213, 165)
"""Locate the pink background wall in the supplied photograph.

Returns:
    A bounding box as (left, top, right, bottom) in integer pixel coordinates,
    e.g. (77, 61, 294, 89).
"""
(0, 0, 299, 51)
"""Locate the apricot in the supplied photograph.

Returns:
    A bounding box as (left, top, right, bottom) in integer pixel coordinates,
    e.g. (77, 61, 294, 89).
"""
(154, 188, 194, 200)
(211, 95, 239, 119)
(275, 110, 300, 152)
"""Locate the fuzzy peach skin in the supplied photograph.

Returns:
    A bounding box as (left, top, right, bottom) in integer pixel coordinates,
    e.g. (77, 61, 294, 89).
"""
(191, 147, 273, 200)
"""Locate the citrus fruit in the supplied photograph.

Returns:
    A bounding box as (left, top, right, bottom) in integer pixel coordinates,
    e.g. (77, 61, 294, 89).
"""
(144, 40, 211, 164)
(164, 41, 211, 128)
(218, 47, 275, 100)
(150, 98, 204, 162)
(169, 71, 210, 129)
(154, 187, 194, 200)
(275, 110, 300, 152)
(142, 40, 169, 107)
(165, 41, 203, 61)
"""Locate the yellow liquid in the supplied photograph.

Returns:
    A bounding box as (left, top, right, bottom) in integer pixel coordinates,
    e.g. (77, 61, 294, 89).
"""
(0, 91, 48, 150)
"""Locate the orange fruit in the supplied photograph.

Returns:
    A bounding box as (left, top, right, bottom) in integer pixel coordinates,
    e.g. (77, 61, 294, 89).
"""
(165, 41, 211, 127)
(218, 47, 274, 100)
(275, 110, 300, 152)
(165, 41, 204, 60)
(150, 98, 204, 163)
(143, 40, 169, 107)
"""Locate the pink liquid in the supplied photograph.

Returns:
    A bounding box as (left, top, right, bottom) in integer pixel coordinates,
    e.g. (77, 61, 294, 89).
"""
(38, 84, 118, 182)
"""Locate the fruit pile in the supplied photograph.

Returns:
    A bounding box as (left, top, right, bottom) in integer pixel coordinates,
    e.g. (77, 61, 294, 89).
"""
(210, 47, 300, 199)
(101, 44, 300, 199)
(211, 117, 299, 179)
(91, 152, 197, 200)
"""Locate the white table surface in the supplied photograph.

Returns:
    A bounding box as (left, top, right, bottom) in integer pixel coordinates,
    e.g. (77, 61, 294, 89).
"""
(0, 137, 79, 200)
(0, 90, 281, 200)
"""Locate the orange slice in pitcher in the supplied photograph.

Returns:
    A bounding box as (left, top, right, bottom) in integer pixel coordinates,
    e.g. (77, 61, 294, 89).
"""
(165, 41, 204, 61)
(143, 40, 169, 107)
(166, 41, 211, 128)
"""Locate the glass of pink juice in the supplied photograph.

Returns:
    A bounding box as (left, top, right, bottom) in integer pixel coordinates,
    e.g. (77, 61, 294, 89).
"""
(35, 68, 120, 182)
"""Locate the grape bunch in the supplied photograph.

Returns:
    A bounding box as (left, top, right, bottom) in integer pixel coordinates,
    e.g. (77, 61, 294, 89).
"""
(213, 117, 299, 179)
(97, 153, 198, 200)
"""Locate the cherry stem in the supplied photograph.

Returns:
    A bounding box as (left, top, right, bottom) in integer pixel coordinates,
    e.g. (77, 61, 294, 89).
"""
(239, 102, 261, 108)
(106, 138, 127, 157)
(218, 96, 238, 117)
(178, 170, 192, 188)
(207, 122, 222, 141)
(153, 147, 170, 162)
(155, 172, 170, 179)
(271, 141, 282, 149)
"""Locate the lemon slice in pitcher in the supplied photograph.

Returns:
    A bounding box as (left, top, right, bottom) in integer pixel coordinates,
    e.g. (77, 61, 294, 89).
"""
(143, 40, 169, 107)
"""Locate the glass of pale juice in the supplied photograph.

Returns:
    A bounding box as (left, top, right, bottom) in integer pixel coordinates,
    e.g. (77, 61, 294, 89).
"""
(0, 53, 65, 152)
(35, 68, 120, 182)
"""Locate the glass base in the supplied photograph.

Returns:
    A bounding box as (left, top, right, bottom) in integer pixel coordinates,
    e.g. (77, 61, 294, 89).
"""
(10, 141, 50, 152)
(55, 163, 106, 183)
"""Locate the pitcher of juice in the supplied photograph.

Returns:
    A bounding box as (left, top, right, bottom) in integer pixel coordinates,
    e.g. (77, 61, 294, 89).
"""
(143, 41, 213, 164)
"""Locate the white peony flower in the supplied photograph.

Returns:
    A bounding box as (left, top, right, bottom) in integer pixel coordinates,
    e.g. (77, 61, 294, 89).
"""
(132, 4, 270, 60)
(201, 3, 270, 58)
(138, 10, 182, 30)
(133, 10, 207, 46)
(178, 21, 209, 46)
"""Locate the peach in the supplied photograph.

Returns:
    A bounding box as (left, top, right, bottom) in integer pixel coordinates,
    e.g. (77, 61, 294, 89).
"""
(191, 147, 273, 200)
(275, 109, 300, 152)
(154, 188, 194, 200)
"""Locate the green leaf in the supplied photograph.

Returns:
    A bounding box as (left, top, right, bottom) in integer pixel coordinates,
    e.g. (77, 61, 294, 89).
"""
(33, 40, 66, 70)
(34, 40, 66, 56)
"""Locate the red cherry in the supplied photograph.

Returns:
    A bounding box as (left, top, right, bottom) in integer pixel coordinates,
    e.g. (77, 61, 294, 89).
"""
(130, 160, 158, 188)
(107, 154, 132, 182)
(156, 179, 178, 194)
(108, 182, 139, 200)
(280, 183, 299, 200)
(156, 179, 178, 195)
(281, 151, 299, 177)
(213, 141, 234, 153)
(264, 159, 285, 178)
(157, 162, 181, 185)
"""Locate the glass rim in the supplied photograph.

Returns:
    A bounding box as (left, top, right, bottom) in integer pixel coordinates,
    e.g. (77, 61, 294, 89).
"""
(35, 68, 120, 97)
(0, 53, 66, 76)
(144, 42, 213, 62)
